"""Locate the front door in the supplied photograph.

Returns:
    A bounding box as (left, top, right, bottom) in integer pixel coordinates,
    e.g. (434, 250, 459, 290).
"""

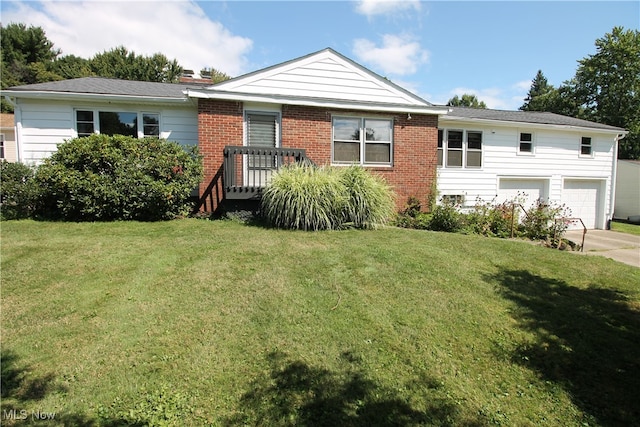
(245, 111, 279, 187)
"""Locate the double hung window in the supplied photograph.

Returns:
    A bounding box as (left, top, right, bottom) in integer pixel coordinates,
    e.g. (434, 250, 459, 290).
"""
(332, 116, 393, 166)
(519, 132, 533, 154)
(580, 137, 592, 156)
(437, 129, 482, 168)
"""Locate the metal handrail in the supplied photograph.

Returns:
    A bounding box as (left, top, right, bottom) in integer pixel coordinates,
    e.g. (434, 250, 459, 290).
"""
(510, 203, 586, 251)
(222, 146, 309, 198)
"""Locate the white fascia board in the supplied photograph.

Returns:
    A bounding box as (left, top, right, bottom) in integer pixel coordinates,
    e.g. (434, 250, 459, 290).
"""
(439, 114, 626, 135)
(2, 90, 193, 106)
(186, 89, 448, 115)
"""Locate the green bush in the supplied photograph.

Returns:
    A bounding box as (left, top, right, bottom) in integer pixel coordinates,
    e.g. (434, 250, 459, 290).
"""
(428, 199, 463, 232)
(520, 199, 571, 243)
(0, 160, 39, 220)
(464, 197, 516, 238)
(260, 164, 395, 231)
(35, 135, 203, 221)
(395, 196, 431, 230)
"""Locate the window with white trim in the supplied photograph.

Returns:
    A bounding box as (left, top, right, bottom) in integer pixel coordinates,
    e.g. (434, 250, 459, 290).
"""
(0, 134, 5, 159)
(438, 129, 482, 169)
(75, 110, 160, 138)
(332, 116, 393, 166)
(580, 137, 592, 156)
(245, 111, 280, 169)
(519, 132, 533, 154)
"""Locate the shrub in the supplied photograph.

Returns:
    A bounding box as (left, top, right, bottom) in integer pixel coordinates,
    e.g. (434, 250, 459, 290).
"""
(395, 196, 431, 230)
(464, 197, 516, 238)
(520, 199, 571, 243)
(261, 163, 346, 230)
(35, 135, 203, 221)
(428, 199, 463, 232)
(0, 160, 39, 220)
(340, 165, 395, 229)
(261, 164, 396, 231)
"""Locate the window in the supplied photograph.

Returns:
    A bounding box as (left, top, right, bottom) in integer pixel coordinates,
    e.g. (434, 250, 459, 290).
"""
(580, 137, 592, 156)
(519, 132, 533, 153)
(245, 111, 280, 168)
(441, 194, 465, 205)
(466, 131, 482, 167)
(438, 129, 482, 169)
(332, 116, 392, 166)
(0, 134, 5, 159)
(75, 110, 160, 138)
(446, 130, 463, 167)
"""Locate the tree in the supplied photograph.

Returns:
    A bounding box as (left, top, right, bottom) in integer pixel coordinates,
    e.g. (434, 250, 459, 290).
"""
(48, 54, 93, 80)
(521, 27, 640, 159)
(1, 23, 61, 111)
(89, 46, 183, 83)
(572, 27, 640, 159)
(0, 23, 60, 65)
(447, 94, 487, 109)
(199, 67, 231, 84)
(520, 70, 554, 111)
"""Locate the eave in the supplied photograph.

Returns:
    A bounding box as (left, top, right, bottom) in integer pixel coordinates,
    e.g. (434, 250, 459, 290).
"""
(185, 89, 449, 116)
(2, 90, 194, 106)
(439, 114, 627, 135)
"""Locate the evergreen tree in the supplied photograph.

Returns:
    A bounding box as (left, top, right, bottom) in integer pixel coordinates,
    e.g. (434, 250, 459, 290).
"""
(520, 70, 554, 111)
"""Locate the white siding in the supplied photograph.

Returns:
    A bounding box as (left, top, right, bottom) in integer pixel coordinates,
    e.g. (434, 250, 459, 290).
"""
(437, 120, 617, 229)
(214, 52, 425, 106)
(614, 160, 640, 219)
(14, 99, 197, 164)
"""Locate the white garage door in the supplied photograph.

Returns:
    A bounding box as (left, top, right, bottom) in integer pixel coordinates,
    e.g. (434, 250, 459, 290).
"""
(498, 179, 547, 209)
(562, 180, 602, 229)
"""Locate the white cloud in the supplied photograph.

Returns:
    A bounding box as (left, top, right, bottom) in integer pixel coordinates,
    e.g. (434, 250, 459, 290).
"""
(1, 1, 253, 76)
(425, 84, 529, 111)
(355, 0, 421, 17)
(353, 34, 428, 76)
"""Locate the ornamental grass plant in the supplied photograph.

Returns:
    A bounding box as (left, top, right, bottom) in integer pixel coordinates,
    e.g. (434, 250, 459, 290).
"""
(260, 163, 395, 231)
(260, 163, 346, 231)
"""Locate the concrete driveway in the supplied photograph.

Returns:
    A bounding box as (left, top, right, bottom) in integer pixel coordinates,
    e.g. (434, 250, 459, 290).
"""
(564, 229, 640, 268)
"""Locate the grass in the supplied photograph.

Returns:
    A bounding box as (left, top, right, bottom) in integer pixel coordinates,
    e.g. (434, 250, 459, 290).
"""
(611, 220, 640, 236)
(1, 219, 639, 426)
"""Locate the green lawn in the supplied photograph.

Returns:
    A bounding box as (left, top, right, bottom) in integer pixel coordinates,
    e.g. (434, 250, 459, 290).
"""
(611, 220, 640, 236)
(1, 220, 639, 426)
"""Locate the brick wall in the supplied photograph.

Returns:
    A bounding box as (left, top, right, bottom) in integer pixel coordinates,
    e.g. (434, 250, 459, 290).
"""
(197, 100, 438, 212)
(197, 99, 243, 212)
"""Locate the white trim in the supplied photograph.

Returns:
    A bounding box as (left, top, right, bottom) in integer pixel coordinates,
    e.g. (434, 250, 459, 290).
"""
(186, 89, 447, 115)
(3, 90, 191, 105)
(440, 115, 626, 136)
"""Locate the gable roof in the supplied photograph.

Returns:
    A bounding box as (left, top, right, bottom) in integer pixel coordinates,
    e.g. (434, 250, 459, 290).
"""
(442, 106, 626, 133)
(3, 77, 193, 104)
(186, 48, 447, 115)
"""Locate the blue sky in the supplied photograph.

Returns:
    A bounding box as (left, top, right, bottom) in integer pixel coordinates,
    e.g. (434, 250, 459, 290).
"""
(2, 1, 638, 110)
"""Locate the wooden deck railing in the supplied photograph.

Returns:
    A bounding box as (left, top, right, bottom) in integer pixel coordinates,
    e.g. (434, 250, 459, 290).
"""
(222, 146, 310, 199)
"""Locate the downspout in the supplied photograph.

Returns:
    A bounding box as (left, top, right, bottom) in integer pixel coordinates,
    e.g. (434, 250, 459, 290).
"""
(608, 133, 625, 227)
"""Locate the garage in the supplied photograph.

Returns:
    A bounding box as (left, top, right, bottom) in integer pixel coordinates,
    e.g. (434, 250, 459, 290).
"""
(562, 179, 603, 229)
(498, 178, 548, 209)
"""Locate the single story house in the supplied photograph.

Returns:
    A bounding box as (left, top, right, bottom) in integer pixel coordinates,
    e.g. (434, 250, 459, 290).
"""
(0, 113, 18, 162)
(614, 160, 640, 221)
(2, 48, 627, 229)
